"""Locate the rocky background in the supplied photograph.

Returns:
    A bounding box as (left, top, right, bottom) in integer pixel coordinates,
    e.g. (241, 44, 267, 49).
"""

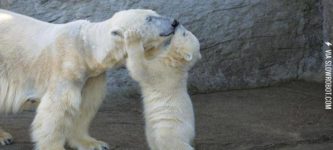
(323, 0, 333, 51)
(0, 0, 327, 98)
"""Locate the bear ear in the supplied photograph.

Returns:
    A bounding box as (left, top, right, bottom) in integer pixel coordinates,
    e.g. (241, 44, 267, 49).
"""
(183, 52, 193, 61)
(110, 27, 124, 41)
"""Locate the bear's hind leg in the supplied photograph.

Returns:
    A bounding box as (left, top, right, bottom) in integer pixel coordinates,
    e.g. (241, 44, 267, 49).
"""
(155, 128, 193, 150)
(0, 127, 13, 145)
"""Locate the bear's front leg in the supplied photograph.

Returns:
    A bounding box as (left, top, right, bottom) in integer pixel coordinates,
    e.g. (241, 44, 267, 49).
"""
(67, 73, 110, 150)
(32, 80, 82, 150)
(125, 29, 152, 82)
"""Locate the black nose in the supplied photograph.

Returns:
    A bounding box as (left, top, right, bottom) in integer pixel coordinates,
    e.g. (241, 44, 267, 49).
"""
(172, 19, 179, 28)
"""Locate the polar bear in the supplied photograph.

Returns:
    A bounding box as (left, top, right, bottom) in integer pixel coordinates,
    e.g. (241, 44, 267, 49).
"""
(0, 9, 179, 150)
(124, 25, 201, 150)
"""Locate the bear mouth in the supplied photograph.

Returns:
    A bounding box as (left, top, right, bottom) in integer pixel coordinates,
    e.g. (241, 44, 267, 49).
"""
(159, 23, 179, 37)
(159, 30, 175, 36)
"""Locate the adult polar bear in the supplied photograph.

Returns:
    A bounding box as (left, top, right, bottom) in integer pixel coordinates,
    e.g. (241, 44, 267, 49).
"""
(0, 9, 178, 150)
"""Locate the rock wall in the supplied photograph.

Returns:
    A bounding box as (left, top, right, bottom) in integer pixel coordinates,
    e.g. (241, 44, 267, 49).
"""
(298, 0, 323, 82)
(323, 0, 333, 42)
(322, 0, 333, 57)
(0, 0, 325, 97)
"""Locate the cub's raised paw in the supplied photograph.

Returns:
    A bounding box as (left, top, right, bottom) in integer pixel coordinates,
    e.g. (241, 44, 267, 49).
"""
(0, 131, 13, 145)
(124, 29, 142, 44)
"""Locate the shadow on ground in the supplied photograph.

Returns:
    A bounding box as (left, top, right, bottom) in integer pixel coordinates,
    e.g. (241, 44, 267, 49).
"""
(0, 81, 332, 150)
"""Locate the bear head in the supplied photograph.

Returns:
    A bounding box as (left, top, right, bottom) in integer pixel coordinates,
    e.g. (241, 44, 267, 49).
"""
(108, 9, 178, 53)
(159, 25, 201, 70)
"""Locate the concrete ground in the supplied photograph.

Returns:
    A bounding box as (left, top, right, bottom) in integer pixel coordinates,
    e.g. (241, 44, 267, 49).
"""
(0, 81, 332, 150)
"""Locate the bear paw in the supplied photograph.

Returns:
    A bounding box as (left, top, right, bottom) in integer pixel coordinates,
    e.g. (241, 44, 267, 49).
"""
(124, 29, 142, 45)
(0, 130, 13, 145)
(68, 136, 110, 150)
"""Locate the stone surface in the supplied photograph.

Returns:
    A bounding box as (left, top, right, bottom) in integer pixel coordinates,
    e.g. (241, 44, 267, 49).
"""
(0, 0, 325, 95)
(298, 0, 323, 81)
(321, 0, 333, 81)
(0, 81, 332, 150)
(323, 0, 333, 43)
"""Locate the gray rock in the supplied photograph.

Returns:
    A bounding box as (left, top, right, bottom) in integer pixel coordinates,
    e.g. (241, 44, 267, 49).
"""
(322, 0, 333, 43)
(0, 0, 325, 97)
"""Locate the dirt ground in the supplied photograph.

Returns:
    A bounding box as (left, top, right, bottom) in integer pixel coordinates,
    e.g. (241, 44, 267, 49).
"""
(0, 81, 332, 150)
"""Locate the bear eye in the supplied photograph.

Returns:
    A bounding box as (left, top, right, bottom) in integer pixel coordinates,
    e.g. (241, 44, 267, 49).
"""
(146, 16, 152, 22)
(111, 31, 119, 36)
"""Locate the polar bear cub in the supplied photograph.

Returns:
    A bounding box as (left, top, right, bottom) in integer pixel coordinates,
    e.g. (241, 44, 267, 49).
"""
(125, 26, 201, 150)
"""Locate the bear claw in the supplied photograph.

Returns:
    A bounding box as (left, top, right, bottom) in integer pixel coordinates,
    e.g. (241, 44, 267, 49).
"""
(0, 131, 13, 146)
(1, 138, 13, 145)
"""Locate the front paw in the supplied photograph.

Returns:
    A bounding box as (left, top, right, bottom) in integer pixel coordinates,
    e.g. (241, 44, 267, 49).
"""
(124, 29, 142, 46)
(68, 136, 110, 150)
(0, 131, 13, 145)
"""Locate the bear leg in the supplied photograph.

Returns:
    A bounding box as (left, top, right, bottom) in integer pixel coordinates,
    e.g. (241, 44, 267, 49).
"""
(67, 74, 110, 150)
(32, 81, 82, 150)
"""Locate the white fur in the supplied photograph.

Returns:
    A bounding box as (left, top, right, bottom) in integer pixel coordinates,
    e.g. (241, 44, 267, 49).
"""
(0, 9, 170, 150)
(125, 27, 201, 150)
